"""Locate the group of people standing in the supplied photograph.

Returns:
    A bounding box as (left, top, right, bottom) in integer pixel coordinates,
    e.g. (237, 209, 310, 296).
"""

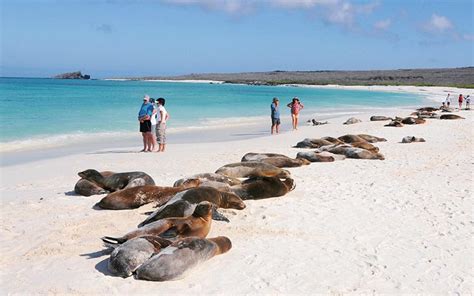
(271, 97, 305, 134)
(138, 95, 169, 152)
(443, 93, 471, 110)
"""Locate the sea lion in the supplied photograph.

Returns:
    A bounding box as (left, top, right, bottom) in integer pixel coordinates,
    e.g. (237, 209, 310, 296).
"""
(384, 120, 404, 127)
(135, 236, 232, 282)
(350, 141, 379, 153)
(402, 136, 426, 143)
(138, 187, 246, 227)
(370, 115, 392, 121)
(357, 134, 387, 143)
(337, 134, 367, 144)
(294, 138, 333, 148)
(173, 173, 241, 187)
(103, 202, 214, 245)
(230, 177, 295, 200)
(321, 137, 345, 145)
(106, 236, 171, 278)
(296, 151, 335, 162)
(96, 178, 201, 210)
(343, 117, 362, 125)
(78, 169, 155, 192)
(440, 114, 465, 120)
(309, 119, 328, 126)
(215, 162, 290, 179)
(328, 146, 385, 160)
(401, 117, 425, 125)
(74, 171, 115, 196)
(241, 153, 310, 168)
(417, 107, 439, 112)
(411, 111, 437, 118)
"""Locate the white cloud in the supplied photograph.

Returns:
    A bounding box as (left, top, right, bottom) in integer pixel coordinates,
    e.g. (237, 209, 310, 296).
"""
(161, 0, 256, 14)
(374, 19, 391, 31)
(272, 0, 339, 8)
(423, 13, 454, 33)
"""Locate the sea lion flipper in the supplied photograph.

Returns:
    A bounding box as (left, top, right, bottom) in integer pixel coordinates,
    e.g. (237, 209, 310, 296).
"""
(159, 227, 179, 239)
(101, 236, 125, 246)
(211, 208, 230, 222)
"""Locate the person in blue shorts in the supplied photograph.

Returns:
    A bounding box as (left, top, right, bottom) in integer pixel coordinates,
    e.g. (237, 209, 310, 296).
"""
(271, 97, 281, 134)
(138, 95, 154, 152)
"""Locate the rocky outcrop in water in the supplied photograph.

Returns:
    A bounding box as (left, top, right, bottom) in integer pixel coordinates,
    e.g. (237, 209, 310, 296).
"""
(54, 71, 90, 80)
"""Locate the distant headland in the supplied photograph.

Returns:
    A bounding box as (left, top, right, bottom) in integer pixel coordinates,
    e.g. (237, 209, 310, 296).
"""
(54, 71, 90, 80)
(110, 67, 474, 88)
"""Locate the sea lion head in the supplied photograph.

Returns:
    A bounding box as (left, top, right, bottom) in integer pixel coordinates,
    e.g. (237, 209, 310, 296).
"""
(180, 178, 201, 189)
(278, 169, 291, 178)
(78, 169, 102, 180)
(220, 192, 246, 210)
(191, 201, 213, 219)
(297, 158, 311, 165)
(209, 236, 232, 255)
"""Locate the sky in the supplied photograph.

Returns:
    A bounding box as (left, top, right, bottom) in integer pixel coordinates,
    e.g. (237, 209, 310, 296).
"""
(1, 0, 473, 78)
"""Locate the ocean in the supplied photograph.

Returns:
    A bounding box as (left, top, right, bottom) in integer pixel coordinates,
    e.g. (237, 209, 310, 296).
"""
(0, 78, 428, 152)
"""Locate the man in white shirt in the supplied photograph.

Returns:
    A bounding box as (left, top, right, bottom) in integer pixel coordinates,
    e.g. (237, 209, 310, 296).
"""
(156, 97, 170, 152)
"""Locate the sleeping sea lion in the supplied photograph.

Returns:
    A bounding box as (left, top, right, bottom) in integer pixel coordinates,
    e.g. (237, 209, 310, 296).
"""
(173, 173, 241, 187)
(384, 120, 404, 127)
(440, 114, 465, 120)
(370, 116, 392, 121)
(296, 151, 335, 162)
(135, 236, 232, 282)
(74, 171, 114, 196)
(106, 236, 171, 278)
(78, 169, 155, 192)
(103, 202, 214, 245)
(401, 117, 425, 125)
(96, 178, 201, 210)
(328, 146, 385, 160)
(241, 153, 309, 168)
(321, 137, 345, 145)
(215, 162, 290, 179)
(230, 177, 295, 200)
(417, 107, 439, 112)
(294, 138, 333, 148)
(402, 136, 426, 143)
(357, 134, 387, 143)
(350, 141, 379, 153)
(138, 187, 246, 227)
(343, 117, 362, 125)
(337, 134, 367, 144)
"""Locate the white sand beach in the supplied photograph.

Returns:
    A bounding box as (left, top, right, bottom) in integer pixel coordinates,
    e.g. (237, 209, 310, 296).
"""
(0, 86, 472, 294)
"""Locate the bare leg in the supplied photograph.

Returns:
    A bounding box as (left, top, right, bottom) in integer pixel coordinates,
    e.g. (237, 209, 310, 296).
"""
(271, 124, 275, 134)
(295, 114, 299, 130)
(140, 132, 146, 152)
(276, 124, 280, 134)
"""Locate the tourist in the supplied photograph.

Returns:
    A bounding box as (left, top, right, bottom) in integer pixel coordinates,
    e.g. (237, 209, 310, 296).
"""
(149, 98, 158, 151)
(445, 93, 451, 107)
(465, 95, 471, 110)
(156, 97, 169, 152)
(138, 95, 154, 152)
(458, 94, 463, 110)
(287, 97, 304, 130)
(270, 97, 280, 134)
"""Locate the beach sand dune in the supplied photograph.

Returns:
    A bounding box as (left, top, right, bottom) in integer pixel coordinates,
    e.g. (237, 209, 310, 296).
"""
(0, 104, 472, 294)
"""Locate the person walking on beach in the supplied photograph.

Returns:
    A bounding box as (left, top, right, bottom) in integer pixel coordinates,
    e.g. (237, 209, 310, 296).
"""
(465, 95, 471, 110)
(287, 97, 304, 130)
(445, 93, 451, 107)
(458, 94, 464, 110)
(149, 98, 158, 151)
(270, 97, 280, 134)
(138, 95, 154, 152)
(155, 97, 169, 152)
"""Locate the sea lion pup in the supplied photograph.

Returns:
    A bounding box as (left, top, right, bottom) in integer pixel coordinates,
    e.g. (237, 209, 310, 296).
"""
(310, 119, 328, 126)
(402, 136, 426, 143)
(106, 236, 171, 278)
(78, 169, 155, 192)
(138, 187, 246, 227)
(357, 134, 387, 143)
(401, 117, 426, 125)
(74, 171, 114, 196)
(229, 177, 295, 200)
(440, 114, 465, 120)
(294, 138, 333, 148)
(135, 236, 232, 282)
(337, 134, 367, 144)
(349, 141, 379, 153)
(296, 151, 335, 163)
(343, 117, 362, 125)
(328, 146, 385, 160)
(241, 153, 310, 168)
(96, 179, 201, 210)
(103, 202, 214, 245)
(215, 162, 291, 179)
(370, 115, 392, 121)
(384, 120, 404, 127)
(173, 173, 241, 187)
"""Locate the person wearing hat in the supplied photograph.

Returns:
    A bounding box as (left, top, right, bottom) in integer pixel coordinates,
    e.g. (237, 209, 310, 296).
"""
(138, 95, 154, 152)
(270, 97, 281, 134)
(287, 97, 304, 130)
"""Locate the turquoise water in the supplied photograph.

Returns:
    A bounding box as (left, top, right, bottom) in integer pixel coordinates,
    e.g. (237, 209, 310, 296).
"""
(0, 78, 427, 149)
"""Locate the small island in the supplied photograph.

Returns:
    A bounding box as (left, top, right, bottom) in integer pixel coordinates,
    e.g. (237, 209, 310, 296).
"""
(54, 71, 90, 80)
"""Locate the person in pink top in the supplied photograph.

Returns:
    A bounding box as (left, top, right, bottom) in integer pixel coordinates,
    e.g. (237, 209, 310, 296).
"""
(458, 94, 464, 110)
(287, 97, 304, 130)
